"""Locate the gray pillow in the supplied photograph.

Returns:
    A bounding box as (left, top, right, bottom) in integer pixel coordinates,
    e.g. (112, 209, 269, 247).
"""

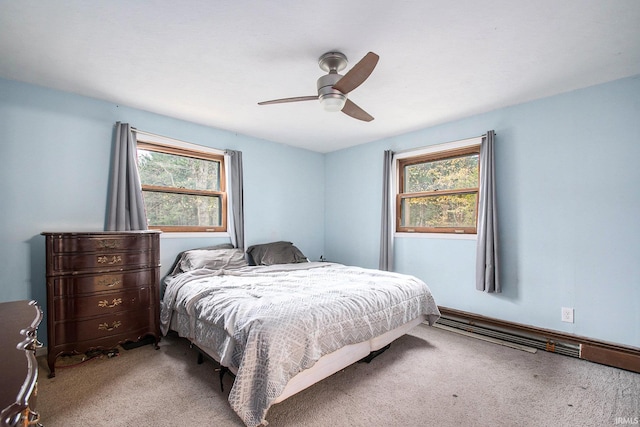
(179, 248, 248, 272)
(167, 243, 235, 275)
(246, 241, 308, 266)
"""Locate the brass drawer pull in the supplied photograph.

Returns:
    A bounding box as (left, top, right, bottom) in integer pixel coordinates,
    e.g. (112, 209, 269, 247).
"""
(97, 255, 122, 265)
(97, 278, 122, 288)
(98, 298, 123, 308)
(98, 321, 122, 331)
(96, 239, 121, 250)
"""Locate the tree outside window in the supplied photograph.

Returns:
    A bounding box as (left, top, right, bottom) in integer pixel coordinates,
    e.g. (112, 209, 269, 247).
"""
(136, 141, 227, 232)
(397, 145, 480, 234)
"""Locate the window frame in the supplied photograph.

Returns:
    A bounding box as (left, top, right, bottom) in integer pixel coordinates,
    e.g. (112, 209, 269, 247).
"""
(136, 139, 227, 233)
(396, 142, 481, 235)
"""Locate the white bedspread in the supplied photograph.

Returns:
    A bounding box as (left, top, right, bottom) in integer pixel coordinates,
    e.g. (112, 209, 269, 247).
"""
(160, 262, 440, 426)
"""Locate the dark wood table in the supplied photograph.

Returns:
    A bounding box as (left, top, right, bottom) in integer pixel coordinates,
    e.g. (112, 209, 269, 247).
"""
(0, 300, 43, 427)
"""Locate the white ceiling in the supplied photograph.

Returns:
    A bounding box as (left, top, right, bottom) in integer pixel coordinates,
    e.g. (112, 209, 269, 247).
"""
(1, 1, 639, 153)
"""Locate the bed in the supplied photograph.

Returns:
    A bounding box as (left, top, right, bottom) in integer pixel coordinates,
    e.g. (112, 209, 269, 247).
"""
(160, 242, 440, 426)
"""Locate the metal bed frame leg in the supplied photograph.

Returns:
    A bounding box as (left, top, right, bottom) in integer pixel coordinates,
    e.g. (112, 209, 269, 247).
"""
(358, 344, 391, 363)
(218, 366, 230, 392)
(195, 347, 232, 392)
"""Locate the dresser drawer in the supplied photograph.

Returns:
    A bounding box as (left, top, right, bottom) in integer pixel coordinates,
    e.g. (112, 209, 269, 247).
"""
(51, 251, 156, 274)
(53, 310, 153, 345)
(52, 269, 155, 296)
(48, 234, 155, 254)
(52, 287, 152, 320)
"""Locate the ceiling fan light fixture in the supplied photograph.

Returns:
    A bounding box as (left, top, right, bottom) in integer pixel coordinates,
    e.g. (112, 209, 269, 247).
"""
(320, 93, 346, 112)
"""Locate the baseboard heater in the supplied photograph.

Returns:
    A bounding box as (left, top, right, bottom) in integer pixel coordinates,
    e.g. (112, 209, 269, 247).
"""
(437, 307, 640, 373)
(435, 316, 580, 358)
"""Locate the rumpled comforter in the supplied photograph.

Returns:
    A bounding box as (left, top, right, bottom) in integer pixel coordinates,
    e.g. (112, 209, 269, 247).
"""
(160, 262, 440, 426)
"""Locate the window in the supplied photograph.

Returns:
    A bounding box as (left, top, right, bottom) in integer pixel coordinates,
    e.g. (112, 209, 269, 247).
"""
(397, 144, 480, 234)
(136, 140, 226, 232)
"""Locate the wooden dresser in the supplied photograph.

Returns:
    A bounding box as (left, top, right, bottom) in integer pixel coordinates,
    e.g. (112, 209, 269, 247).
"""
(42, 231, 161, 378)
(0, 300, 43, 427)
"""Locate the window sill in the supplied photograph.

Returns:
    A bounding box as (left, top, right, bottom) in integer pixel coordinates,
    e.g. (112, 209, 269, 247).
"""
(395, 232, 477, 240)
(159, 232, 230, 239)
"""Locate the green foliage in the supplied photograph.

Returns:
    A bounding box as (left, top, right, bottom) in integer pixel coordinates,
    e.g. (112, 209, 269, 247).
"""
(402, 194, 477, 228)
(142, 192, 220, 227)
(137, 149, 221, 227)
(405, 155, 478, 192)
(402, 154, 478, 229)
(137, 150, 220, 190)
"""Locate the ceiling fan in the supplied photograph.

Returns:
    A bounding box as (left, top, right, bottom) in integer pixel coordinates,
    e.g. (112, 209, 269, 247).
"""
(258, 51, 379, 122)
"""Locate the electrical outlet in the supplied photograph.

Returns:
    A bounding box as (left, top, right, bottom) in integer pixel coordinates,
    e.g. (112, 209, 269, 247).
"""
(561, 307, 574, 323)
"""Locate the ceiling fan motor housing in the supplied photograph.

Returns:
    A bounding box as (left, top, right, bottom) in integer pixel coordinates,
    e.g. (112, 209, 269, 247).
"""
(317, 72, 346, 111)
(316, 52, 348, 111)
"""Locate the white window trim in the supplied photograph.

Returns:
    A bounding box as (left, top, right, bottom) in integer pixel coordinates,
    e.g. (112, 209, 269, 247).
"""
(393, 136, 482, 240)
(133, 129, 224, 156)
(393, 136, 482, 160)
(395, 232, 477, 240)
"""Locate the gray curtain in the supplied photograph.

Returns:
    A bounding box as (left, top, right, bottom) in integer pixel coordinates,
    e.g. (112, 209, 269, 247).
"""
(225, 150, 244, 249)
(476, 130, 500, 292)
(106, 122, 148, 231)
(379, 149, 394, 271)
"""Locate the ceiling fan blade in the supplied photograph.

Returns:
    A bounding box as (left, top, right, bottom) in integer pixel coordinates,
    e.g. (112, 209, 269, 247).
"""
(258, 96, 318, 105)
(332, 52, 379, 94)
(341, 99, 374, 122)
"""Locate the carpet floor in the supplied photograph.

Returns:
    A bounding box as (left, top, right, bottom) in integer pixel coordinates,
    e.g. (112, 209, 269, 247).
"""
(36, 324, 639, 426)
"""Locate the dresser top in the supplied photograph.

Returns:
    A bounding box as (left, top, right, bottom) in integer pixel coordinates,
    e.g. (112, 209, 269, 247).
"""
(41, 230, 161, 236)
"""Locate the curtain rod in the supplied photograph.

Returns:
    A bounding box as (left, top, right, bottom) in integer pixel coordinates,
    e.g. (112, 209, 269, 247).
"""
(393, 132, 493, 155)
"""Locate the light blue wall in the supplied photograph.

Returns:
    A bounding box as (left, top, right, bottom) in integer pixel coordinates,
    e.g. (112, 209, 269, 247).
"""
(325, 75, 640, 348)
(2, 75, 639, 350)
(0, 78, 324, 345)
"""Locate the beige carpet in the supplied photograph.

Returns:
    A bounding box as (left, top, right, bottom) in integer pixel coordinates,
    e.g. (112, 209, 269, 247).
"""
(37, 324, 639, 426)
